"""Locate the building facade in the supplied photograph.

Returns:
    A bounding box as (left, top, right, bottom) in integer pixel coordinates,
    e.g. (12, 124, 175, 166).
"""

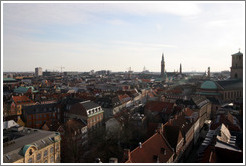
(66, 100, 104, 130)
(35, 67, 43, 77)
(3, 121, 61, 163)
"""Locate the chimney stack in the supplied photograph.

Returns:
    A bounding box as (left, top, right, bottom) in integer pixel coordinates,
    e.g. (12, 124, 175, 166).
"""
(157, 123, 164, 133)
(139, 142, 142, 148)
(123, 149, 131, 162)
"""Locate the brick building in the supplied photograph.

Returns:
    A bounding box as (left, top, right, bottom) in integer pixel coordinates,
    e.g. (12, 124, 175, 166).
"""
(66, 100, 104, 130)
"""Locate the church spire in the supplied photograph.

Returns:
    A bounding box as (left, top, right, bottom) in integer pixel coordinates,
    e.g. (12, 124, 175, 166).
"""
(161, 53, 165, 77)
(180, 63, 182, 74)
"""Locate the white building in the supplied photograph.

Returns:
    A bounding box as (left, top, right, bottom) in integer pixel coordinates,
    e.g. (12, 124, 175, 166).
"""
(35, 67, 42, 77)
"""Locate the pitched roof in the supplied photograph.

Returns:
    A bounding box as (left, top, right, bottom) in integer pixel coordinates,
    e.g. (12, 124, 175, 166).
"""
(69, 101, 102, 117)
(216, 79, 243, 90)
(145, 101, 174, 113)
(80, 100, 100, 110)
(12, 96, 35, 105)
(126, 132, 174, 163)
(163, 124, 183, 150)
(65, 119, 86, 134)
(210, 113, 241, 132)
(22, 103, 57, 114)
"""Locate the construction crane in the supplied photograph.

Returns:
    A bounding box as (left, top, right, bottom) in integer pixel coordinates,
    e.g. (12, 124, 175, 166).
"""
(56, 66, 65, 73)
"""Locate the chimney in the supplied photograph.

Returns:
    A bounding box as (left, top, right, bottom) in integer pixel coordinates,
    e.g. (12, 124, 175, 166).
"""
(168, 117, 173, 125)
(123, 149, 131, 162)
(157, 123, 164, 133)
(139, 142, 142, 148)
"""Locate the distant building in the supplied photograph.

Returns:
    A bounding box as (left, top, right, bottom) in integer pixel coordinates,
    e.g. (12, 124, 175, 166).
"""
(3, 121, 61, 163)
(230, 51, 243, 80)
(35, 67, 42, 77)
(180, 63, 182, 74)
(197, 80, 243, 102)
(10, 95, 35, 116)
(64, 71, 78, 76)
(197, 51, 243, 102)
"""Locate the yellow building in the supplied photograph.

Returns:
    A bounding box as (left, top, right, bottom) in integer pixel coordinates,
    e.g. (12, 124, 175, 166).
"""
(3, 121, 61, 163)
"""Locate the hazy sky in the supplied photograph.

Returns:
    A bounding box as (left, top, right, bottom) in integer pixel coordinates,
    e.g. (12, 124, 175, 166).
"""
(2, 2, 245, 72)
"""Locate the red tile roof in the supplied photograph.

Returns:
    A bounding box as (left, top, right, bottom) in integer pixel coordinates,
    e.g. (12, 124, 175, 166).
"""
(141, 79, 151, 83)
(12, 95, 35, 105)
(145, 101, 174, 113)
(126, 132, 174, 163)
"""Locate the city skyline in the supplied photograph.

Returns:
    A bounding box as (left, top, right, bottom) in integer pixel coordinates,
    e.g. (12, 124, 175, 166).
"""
(2, 1, 245, 72)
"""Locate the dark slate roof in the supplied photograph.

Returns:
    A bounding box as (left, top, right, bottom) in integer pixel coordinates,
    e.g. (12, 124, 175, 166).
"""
(206, 97, 220, 105)
(22, 103, 57, 114)
(80, 100, 100, 110)
(216, 79, 243, 90)
(163, 125, 182, 150)
(192, 96, 210, 108)
(3, 127, 59, 163)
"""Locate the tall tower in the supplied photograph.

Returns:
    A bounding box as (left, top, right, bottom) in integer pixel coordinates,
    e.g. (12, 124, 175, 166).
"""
(207, 67, 210, 78)
(161, 53, 165, 77)
(180, 63, 182, 74)
(230, 50, 243, 80)
(35, 67, 42, 77)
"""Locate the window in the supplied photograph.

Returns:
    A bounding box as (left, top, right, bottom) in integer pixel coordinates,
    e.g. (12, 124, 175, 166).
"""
(50, 156, 54, 163)
(28, 157, 33, 163)
(29, 149, 33, 155)
(36, 114, 39, 119)
(44, 160, 47, 163)
(56, 155, 60, 162)
(56, 145, 59, 152)
(36, 153, 41, 161)
(43, 114, 46, 118)
(28, 115, 32, 120)
(44, 150, 48, 157)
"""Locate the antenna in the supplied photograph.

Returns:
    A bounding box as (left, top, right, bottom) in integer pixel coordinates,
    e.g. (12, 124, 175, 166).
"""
(55, 66, 65, 73)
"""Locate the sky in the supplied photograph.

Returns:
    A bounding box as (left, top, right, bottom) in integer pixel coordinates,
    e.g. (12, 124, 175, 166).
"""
(2, 1, 245, 72)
